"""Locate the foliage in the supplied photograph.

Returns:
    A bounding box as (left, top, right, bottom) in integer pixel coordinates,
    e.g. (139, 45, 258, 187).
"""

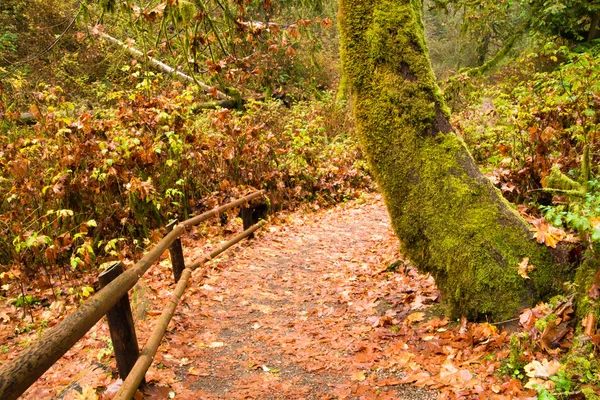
(0, 77, 370, 293)
(86, 0, 338, 98)
(542, 179, 600, 251)
(527, 0, 600, 42)
(452, 43, 600, 203)
(448, 39, 600, 399)
(427, 0, 523, 72)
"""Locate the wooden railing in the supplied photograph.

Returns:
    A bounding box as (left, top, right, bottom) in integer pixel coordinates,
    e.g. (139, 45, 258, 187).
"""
(0, 190, 267, 400)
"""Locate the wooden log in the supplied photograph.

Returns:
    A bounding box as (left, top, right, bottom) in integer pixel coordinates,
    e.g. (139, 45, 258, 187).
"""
(98, 262, 142, 382)
(114, 221, 266, 400)
(182, 190, 265, 227)
(98, 32, 228, 100)
(0, 191, 263, 400)
(166, 220, 185, 282)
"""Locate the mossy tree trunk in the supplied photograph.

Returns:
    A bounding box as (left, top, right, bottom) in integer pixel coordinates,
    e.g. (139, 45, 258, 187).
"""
(338, 0, 567, 320)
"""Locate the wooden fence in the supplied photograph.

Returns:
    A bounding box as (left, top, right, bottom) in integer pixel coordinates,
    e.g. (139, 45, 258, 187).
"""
(0, 190, 266, 400)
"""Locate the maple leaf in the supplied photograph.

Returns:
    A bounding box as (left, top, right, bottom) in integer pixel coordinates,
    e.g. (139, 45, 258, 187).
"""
(519, 308, 536, 331)
(517, 257, 536, 279)
(0, 312, 10, 323)
(321, 18, 333, 29)
(103, 380, 123, 397)
(439, 358, 458, 379)
(540, 126, 556, 142)
(405, 312, 425, 325)
(472, 323, 498, 343)
(530, 218, 566, 248)
(524, 359, 561, 379)
(540, 319, 571, 354)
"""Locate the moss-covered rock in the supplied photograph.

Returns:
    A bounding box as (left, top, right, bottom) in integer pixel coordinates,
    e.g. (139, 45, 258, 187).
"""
(338, 0, 568, 320)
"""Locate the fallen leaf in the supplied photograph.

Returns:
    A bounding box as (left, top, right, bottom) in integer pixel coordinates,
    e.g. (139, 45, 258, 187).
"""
(351, 371, 366, 381)
(530, 218, 566, 248)
(406, 312, 425, 324)
(524, 359, 561, 378)
(73, 385, 98, 400)
(458, 369, 473, 383)
(0, 312, 10, 323)
(520, 308, 536, 331)
(187, 366, 208, 376)
(440, 358, 458, 379)
(104, 379, 123, 397)
(540, 319, 571, 353)
(517, 257, 536, 279)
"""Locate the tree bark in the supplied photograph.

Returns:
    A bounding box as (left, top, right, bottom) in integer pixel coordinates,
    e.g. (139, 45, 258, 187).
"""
(338, 0, 568, 320)
(462, 32, 520, 77)
(588, 12, 600, 42)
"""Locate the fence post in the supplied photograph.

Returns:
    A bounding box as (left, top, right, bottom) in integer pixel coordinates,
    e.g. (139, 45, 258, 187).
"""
(98, 262, 142, 383)
(166, 220, 185, 282)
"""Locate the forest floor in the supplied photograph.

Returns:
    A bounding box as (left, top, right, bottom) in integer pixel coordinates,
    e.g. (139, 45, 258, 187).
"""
(6, 193, 540, 399)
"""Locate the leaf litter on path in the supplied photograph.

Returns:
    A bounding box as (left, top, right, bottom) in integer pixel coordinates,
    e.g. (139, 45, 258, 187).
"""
(8, 193, 560, 399)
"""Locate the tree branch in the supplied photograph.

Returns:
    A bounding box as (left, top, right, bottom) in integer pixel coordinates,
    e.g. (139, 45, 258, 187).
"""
(98, 32, 229, 100)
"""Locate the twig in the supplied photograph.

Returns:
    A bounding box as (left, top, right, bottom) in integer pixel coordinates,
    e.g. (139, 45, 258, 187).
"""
(490, 317, 520, 325)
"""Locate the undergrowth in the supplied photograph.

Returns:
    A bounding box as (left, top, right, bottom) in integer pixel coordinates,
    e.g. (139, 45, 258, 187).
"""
(446, 39, 600, 399)
(0, 79, 371, 302)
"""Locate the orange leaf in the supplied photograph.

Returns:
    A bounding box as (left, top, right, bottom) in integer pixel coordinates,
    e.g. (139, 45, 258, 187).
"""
(351, 371, 366, 381)
(518, 257, 536, 279)
(541, 126, 556, 142)
(530, 218, 565, 248)
(406, 312, 425, 324)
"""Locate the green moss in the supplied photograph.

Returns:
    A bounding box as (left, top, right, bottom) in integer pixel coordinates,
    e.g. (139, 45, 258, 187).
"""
(562, 345, 600, 396)
(339, 0, 563, 320)
(459, 33, 520, 77)
(535, 312, 558, 332)
(545, 165, 585, 193)
(581, 144, 591, 184)
(498, 333, 529, 379)
(574, 256, 600, 319)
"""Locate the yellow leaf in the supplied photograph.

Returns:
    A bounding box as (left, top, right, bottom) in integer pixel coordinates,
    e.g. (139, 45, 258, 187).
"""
(406, 312, 425, 324)
(530, 218, 565, 248)
(74, 385, 98, 400)
(518, 257, 536, 279)
(351, 371, 366, 381)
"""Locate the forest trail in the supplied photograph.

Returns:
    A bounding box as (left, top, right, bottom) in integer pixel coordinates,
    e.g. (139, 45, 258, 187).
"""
(19, 193, 517, 399)
(142, 193, 439, 399)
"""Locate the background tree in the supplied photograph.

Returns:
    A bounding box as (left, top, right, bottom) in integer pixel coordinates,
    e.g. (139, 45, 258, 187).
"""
(338, 0, 570, 320)
(527, 0, 600, 42)
(91, 0, 336, 100)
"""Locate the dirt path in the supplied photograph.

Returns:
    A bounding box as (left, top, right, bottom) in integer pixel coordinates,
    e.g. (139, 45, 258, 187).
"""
(16, 193, 516, 399)
(145, 194, 439, 399)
